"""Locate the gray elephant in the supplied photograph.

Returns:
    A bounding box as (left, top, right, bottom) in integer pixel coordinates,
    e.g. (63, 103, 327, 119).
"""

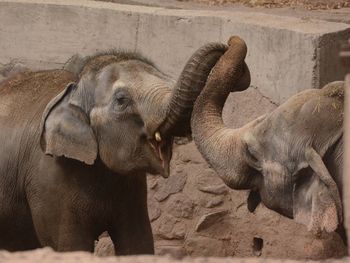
(191, 36, 345, 241)
(0, 43, 227, 253)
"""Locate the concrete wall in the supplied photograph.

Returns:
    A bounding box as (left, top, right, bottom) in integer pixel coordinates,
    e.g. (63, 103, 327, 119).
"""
(0, 0, 349, 104)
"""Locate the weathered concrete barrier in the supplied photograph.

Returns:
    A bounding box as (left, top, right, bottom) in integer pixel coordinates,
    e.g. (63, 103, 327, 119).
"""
(0, 0, 349, 104)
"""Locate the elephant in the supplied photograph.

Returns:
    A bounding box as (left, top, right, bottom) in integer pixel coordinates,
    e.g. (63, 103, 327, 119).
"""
(191, 36, 345, 242)
(0, 42, 228, 253)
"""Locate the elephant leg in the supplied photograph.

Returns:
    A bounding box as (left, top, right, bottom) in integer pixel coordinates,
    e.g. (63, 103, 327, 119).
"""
(108, 176, 154, 255)
(53, 223, 96, 252)
(108, 217, 154, 255)
(30, 205, 96, 252)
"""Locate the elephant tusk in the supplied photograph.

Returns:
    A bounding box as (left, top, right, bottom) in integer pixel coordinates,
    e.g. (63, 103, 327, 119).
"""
(155, 131, 162, 142)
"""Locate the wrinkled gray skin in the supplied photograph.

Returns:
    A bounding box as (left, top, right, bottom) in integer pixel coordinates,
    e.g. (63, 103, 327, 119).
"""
(0, 44, 227, 253)
(192, 36, 345, 241)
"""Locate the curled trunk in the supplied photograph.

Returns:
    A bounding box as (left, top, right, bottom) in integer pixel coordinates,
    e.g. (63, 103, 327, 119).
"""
(191, 36, 252, 189)
(159, 43, 228, 137)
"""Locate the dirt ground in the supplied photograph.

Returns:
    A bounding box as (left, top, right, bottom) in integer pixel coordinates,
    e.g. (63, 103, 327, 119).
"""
(177, 0, 350, 10)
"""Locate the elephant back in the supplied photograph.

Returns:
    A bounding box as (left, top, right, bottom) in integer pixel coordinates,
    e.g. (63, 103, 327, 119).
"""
(0, 70, 76, 122)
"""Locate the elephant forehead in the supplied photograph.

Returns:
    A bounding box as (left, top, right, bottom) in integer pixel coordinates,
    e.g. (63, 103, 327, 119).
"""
(112, 64, 172, 96)
(262, 160, 286, 177)
(93, 62, 172, 103)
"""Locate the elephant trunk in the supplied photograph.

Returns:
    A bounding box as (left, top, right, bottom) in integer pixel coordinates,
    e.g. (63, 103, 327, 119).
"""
(158, 43, 228, 138)
(191, 36, 252, 189)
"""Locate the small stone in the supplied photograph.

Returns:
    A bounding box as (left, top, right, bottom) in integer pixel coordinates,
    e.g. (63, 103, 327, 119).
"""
(166, 194, 195, 219)
(204, 196, 224, 208)
(174, 136, 192, 145)
(198, 184, 228, 195)
(176, 142, 204, 164)
(154, 173, 187, 202)
(148, 197, 161, 222)
(175, 166, 184, 173)
(148, 178, 158, 190)
(195, 210, 229, 232)
(155, 214, 186, 240)
(196, 168, 224, 189)
(94, 236, 114, 257)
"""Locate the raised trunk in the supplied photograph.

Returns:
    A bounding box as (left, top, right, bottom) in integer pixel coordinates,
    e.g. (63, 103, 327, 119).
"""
(159, 42, 228, 138)
(191, 36, 252, 189)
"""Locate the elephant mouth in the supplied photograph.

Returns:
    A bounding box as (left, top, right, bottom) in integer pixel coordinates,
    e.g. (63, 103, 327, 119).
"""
(148, 136, 173, 178)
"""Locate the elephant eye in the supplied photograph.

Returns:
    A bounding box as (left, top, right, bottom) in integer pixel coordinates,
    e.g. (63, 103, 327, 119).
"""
(116, 95, 127, 104)
(113, 91, 130, 109)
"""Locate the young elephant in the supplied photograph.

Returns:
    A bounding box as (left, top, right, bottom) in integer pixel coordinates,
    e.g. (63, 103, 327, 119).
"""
(192, 36, 344, 240)
(0, 43, 227, 253)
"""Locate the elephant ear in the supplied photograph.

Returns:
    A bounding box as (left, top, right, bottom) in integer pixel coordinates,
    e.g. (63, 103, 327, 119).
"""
(293, 147, 341, 234)
(40, 83, 98, 165)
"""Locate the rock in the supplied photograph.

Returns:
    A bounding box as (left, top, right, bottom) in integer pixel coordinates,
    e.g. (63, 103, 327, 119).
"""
(166, 194, 195, 219)
(148, 197, 161, 222)
(198, 184, 228, 195)
(195, 210, 229, 232)
(174, 136, 192, 145)
(174, 165, 184, 174)
(202, 196, 224, 208)
(195, 168, 224, 189)
(154, 173, 187, 202)
(156, 245, 187, 259)
(176, 142, 204, 164)
(94, 236, 114, 257)
(148, 177, 158, 190)
(155, 214, 186, 240)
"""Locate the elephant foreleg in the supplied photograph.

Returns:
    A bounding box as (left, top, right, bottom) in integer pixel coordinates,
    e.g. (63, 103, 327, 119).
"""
(108, 217, 154, 255)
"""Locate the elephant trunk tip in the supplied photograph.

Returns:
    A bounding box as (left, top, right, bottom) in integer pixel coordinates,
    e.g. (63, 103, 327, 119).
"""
(228, 36, 247, 48)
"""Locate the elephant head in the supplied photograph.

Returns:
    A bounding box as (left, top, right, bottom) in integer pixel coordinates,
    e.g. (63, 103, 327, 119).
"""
(191, 36, 343, 235)
(40, 44, 227, 178)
